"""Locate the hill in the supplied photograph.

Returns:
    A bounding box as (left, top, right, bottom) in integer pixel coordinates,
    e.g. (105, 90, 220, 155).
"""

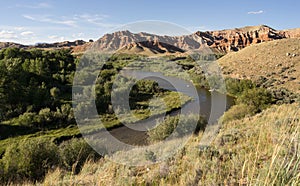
(43, 103, 300, 185)
(218, 38, 300, 94)
(0, 42, 26, 49)
(0, 40, 90, 52)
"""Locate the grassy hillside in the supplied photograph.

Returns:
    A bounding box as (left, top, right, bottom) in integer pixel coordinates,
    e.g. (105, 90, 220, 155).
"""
(42, 103, 300, 185)
(218, 38, 300, 94)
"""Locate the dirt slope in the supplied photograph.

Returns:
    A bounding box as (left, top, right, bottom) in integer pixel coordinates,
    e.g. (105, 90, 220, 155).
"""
(218, 38, 300, 93)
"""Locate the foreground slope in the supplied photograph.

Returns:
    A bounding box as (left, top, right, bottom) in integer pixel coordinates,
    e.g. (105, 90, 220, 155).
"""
(219, 38, 300, 94)
(43, 103, 300, 185)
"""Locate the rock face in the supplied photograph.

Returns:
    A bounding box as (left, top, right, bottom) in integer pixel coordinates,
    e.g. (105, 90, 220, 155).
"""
(92, 30, 206, 53)
(117, 40, 185, 55)
(198, 25, 285, 52)
(93, 25, 300, 54)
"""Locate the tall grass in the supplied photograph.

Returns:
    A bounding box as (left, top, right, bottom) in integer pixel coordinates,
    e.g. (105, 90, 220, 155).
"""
(40, 103, 299, 185)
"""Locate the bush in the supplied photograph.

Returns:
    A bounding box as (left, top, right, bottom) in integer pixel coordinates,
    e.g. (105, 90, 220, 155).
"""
(225, 78, 255, 96)
(14, 104, 74, 129)
(16, 112, 38, 127)
(59, 138, 101, 174)
(148, 116, 178, 142)
(132, 80, 160, 95)
(148, 114, 206, 143)
(237, 88, 273, 112)
(1, 138, 59, 182)
(55, 104, 74, 124)
(220, 104, 256, 123)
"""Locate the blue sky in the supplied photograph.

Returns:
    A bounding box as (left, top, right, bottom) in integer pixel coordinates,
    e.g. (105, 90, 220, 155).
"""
(0, 0, 299, 44)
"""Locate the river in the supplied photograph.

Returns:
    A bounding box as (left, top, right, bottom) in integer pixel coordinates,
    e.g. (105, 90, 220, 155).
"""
(104, 70, 234, 146)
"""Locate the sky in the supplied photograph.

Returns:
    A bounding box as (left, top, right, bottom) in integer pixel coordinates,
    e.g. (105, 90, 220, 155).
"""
(0, 0, 299, 44)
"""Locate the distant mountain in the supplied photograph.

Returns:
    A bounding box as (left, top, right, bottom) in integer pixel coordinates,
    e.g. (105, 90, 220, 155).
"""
(34, 40, 87, 48)
(91, 30, 206, 53)
(0, 40, 90, 51)
(1, 25, 300, 55)
(90, 25, 300, 54)
(0, 42, 26, 49)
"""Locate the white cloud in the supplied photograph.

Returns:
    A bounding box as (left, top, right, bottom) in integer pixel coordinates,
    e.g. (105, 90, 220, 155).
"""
(20, 31, 34, 36)
(16, 2, 52, 9)
(247, 10, 264, 15)
(23, 15, 78, 27)
(48, 35, 65, 41)
(22, 13, 119, 29)
(22, 15, 35, 21)
(74, 13, 118, 28)
(72, 32, 85, 38)
(0, 30, 17, 39)
(14, 27, 25, 31)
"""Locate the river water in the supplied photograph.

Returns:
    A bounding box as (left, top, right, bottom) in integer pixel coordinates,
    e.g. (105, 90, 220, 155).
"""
(105, 70, 234, 146)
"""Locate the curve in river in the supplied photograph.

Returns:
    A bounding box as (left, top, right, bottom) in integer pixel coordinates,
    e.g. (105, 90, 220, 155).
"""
(93, 70, 234, 146)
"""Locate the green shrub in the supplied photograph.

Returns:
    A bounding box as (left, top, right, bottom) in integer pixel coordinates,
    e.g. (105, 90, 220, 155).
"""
(1, 138, 59, 182)
(16, 112, 38, 127)
(225, 78, 255, 96)
(220, 104, 256, 123)
(14, 104, 74, 129)
(148, 114, 206, 143)
(131, 80, 160, 95)
(59, 138, 100, 174)
(148, 116, 178, 142)
(237, 88, 273, 112)
(54, 104, 74, 124)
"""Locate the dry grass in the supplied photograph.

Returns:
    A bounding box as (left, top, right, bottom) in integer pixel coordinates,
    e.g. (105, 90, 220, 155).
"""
(218, 38, 300, 94)
(39, 103, 300, 185)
